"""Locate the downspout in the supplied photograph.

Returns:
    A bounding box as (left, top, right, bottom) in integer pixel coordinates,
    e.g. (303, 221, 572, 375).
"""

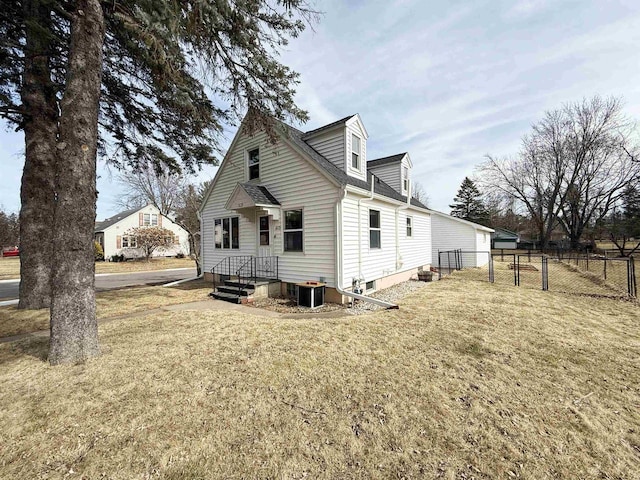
(357, 177, 375, 283)
(335, 185, 398, 309)
(395, 179, 411, 270)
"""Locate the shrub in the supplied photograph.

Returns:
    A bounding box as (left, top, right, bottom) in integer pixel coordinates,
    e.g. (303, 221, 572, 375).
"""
(94, 241, 104, 261)
(110, 253, 125, 263)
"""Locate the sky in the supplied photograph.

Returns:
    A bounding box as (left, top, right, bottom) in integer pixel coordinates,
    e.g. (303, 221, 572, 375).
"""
(1, 0, 640, 218)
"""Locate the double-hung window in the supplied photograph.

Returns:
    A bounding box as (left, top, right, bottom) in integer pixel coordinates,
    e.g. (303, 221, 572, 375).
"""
(403, 167, 409, 192)
(351, 134, 360, 170)
(406, 216, 413, 237)
(369, 209, 381, 249)
(215, 217, 240, 249)
(248, 148, 260, 180)
(284, 209, 303, 252)
(122, 235, 137, 248)
(143, 213, 158, 226)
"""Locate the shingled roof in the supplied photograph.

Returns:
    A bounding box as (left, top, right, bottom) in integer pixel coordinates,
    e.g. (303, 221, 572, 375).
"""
(238, 183, 280, 206)
(302, 114, 356, 138)
(277, 121, 428, 209)
(94, 207, 140, 232)
(367, 153, 407, 167)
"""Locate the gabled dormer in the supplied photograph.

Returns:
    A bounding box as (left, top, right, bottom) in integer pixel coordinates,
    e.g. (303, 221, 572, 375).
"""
(302, 114, 369, 182)
(367, 152, 413, 196)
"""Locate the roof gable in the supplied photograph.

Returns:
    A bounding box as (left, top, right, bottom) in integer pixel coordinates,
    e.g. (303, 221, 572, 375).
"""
(95, 206, 146, 232)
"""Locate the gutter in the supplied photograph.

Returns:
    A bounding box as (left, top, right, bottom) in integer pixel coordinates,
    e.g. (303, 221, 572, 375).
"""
(394, 179, 411, 270)
(357, 177, 375, 281)
(334, 186, 398, 310)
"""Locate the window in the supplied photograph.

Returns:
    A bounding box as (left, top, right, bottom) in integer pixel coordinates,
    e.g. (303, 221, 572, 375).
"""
(122, 235, 137, 248)
(214, 219, 222, 249)
(259, 216, 270, 246)
(351, 134, 360, 169)
(143, 213, 158, 226)
(366, 280, 375, 291)
(369, 209, 381, 249)
(248, 148, 260, 180)
(231, 217, 239, 249)
(286, 283, 296, 298)
(284, 209, 303, 252)
(406, 216, 413, 237)
(216, 216, 240, 249)
(403, 166, 409, 192)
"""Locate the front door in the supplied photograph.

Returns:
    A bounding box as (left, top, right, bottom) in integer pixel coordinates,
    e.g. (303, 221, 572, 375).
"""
(257, 215, 273, 257)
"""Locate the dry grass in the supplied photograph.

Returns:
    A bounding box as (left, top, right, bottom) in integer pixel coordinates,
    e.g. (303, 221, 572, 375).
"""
(1, 274, 639, 479)
(461, 258, 632, 298)
(0, 280, 212, 339)
(0, 257, 195, 280)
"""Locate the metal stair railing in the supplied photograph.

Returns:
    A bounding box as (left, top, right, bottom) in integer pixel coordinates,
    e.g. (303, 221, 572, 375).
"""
(210, 255, 253, 292)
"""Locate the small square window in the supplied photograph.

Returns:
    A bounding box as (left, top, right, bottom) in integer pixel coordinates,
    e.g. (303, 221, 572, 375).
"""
(366, 280, 375, 291)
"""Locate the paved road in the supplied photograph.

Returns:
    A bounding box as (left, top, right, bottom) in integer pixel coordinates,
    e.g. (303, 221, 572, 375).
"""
(0, 268, 198, 300)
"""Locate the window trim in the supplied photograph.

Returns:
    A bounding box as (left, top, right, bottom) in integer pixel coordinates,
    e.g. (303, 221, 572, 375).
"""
(259, 215, 270, 246)
(402, 166, 409, 192)
(122, 235, 137, 248)
(247, 147, 260, 181)
(406, 216, 413, 237)
(283, 208, 304, 253)
(369, 208, 381, 249)
(351, 134, 361, 170)
(214, 216, 240, 250)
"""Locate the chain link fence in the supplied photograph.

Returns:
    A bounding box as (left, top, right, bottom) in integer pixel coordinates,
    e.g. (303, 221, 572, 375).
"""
(437, 249, 637, 299)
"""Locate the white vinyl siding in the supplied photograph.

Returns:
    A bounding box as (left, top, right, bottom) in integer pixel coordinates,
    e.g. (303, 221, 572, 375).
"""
(341, 193, 431, 287)
(431, 213, 490, 268)
(201, 129, 338, 286)
(346, 121, 367, 181)
(368, 162, 401, 192)
(305, 130, 345, 170)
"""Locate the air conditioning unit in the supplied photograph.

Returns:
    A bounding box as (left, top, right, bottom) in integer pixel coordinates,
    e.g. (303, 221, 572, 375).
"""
(296, 282, 326, 308)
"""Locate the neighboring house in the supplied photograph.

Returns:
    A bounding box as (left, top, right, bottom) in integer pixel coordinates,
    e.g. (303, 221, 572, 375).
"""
(95, 204, 189, 260)
(199, 113, 493, 304)
(491, 227, 520, 249)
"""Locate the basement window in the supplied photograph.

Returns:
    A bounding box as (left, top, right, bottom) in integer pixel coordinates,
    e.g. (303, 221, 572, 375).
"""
(366, 280, 375, 291)
(369, 209, 381, 249)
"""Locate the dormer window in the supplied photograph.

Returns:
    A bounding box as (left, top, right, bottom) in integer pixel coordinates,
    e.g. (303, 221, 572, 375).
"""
(248, 148, 260, 180)
(351, 134, 361, 169)
(403, 166, 409, 191)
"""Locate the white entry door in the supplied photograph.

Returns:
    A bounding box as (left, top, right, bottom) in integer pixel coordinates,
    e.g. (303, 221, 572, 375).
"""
(257, 215, 273, 257)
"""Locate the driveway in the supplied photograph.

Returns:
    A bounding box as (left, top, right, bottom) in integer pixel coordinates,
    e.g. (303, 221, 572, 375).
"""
(0, 268, 197, 301)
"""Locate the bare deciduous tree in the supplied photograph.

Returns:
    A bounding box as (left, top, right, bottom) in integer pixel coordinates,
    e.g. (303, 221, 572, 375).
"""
(411, 181, 429, 207)
(479, 95, 639, 249)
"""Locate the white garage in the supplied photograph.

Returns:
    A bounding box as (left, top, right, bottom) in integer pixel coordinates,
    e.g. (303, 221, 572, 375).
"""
(430, 211, 493, 270)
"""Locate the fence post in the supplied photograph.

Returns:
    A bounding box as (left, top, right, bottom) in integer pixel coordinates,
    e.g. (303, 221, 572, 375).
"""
(438, 251, 442, 280)
(513, 254, 517, 286)
(542, 256, 548, 291)
(489, 254, 494, 283)
(632, 257, 637, 298)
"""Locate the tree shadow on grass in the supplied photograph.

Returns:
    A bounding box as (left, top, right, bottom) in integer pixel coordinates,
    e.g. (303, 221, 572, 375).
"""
(0, 335, 49, 366)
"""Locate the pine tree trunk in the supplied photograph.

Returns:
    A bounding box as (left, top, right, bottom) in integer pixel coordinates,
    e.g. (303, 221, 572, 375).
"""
(49, 0, 105, 365)
(18, 0, 58, 310)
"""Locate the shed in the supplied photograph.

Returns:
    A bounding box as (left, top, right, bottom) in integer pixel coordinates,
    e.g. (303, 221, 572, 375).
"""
(430, 211, 493, 268)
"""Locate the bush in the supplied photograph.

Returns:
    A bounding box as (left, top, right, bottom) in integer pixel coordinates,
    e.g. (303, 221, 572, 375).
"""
(94, 241, 104, 261)
(110, 253, 125, 263)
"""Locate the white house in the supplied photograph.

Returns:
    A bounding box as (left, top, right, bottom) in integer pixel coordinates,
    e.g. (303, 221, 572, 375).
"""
(199, 113, 492, 304)
(95, 204, 189, 260)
